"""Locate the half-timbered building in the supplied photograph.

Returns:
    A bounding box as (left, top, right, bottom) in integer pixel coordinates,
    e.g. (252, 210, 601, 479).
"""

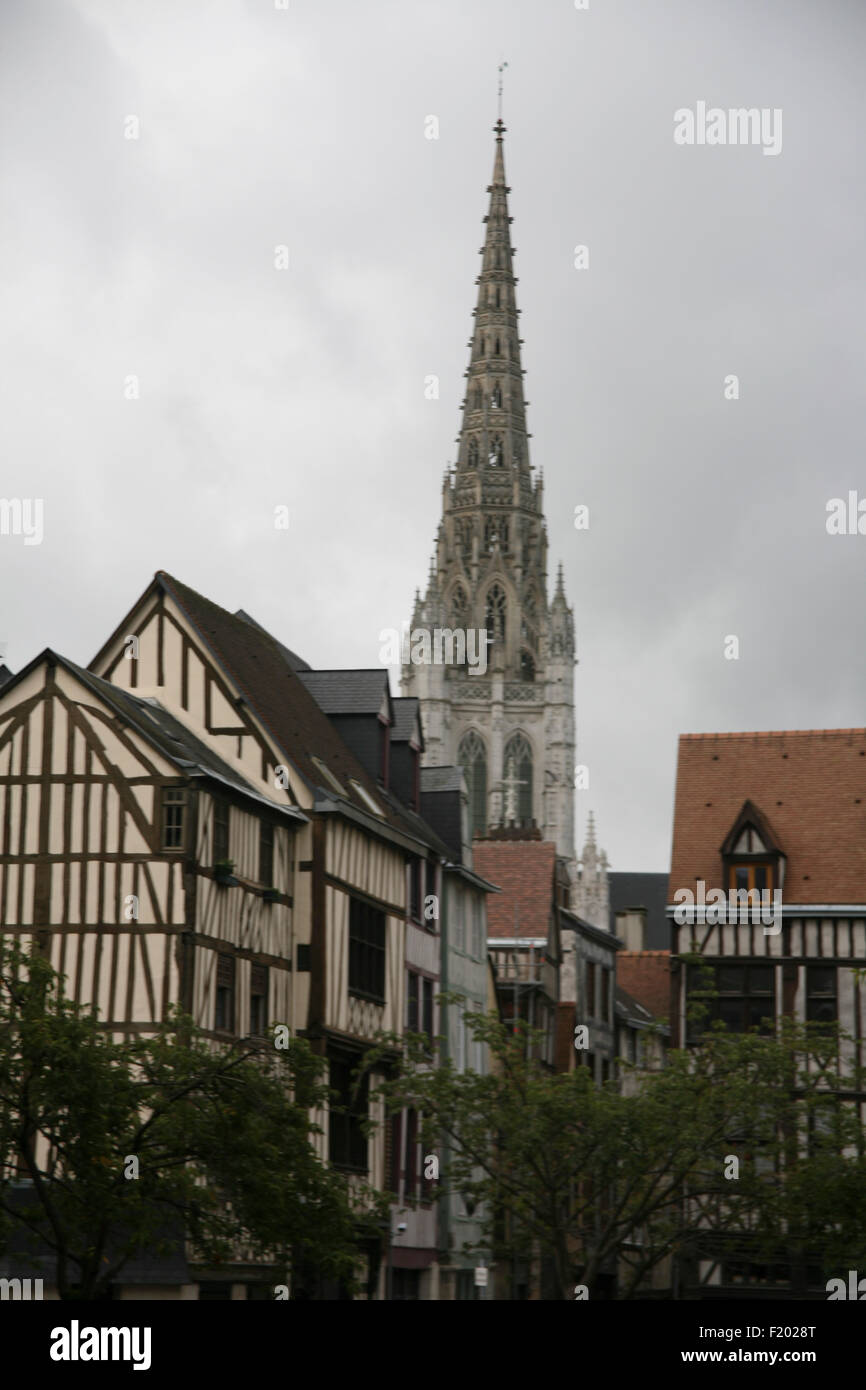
(668, 727, 866, 1298)
(85, 571, 451, 1295)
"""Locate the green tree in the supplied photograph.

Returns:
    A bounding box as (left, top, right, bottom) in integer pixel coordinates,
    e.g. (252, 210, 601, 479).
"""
(0, 938, 379, 1299)
(369, 993, 866, 1299)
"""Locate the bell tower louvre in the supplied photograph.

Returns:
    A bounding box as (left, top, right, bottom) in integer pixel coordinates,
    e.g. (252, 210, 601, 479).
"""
(401, 116, 578, 885)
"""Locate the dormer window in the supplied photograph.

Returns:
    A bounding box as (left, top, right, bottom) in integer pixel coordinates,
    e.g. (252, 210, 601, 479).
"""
(729, 863, 773, 894)
(721, 801, 785, 897)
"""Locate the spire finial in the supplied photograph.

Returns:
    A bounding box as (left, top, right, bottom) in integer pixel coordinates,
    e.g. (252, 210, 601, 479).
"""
(497, 61, 508, 128)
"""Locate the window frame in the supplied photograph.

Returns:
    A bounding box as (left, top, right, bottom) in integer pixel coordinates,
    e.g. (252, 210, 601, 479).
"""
(348, 896, 387, 1004)
(161, 786, 186, 851)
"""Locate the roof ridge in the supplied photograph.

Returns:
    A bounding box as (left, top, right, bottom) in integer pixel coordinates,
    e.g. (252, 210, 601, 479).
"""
(680, 728, 866, 740)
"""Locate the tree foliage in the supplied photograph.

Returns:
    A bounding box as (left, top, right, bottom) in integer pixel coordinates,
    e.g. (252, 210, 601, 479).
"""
(0, 939, 379, 1299)
(369, 989, 866, 1299)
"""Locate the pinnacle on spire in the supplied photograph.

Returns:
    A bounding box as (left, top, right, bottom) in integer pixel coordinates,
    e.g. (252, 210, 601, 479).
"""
(555, 561, 566, 601)
(585, 810, 597, 849)
(453, 117, 530, 480)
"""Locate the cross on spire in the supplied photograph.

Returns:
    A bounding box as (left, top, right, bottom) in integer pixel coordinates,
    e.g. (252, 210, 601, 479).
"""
(497, 60, 508, 124)
(502, 755, 527, 823)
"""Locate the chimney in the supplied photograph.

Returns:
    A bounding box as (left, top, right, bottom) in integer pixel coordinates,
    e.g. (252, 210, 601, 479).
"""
(615, 906, 647, 953)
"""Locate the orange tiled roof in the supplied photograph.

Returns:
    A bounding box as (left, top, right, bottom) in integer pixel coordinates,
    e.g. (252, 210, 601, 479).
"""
(669, 729, 866, 906)
(617, 951, 671, 1021)
(473, 838, 557, 939)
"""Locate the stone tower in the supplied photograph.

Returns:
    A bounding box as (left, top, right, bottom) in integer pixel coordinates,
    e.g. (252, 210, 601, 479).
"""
(573, 811, 611, 931)
(402, 118, 577, 883)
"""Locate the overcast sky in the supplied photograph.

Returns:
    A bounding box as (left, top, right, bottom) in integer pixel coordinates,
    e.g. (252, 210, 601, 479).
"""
(2, 0, 864, 872)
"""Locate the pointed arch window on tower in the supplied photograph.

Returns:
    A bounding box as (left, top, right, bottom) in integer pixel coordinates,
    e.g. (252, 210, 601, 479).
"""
(494, 336, 501, 357)
(495, 286, 501, 309)
(485, 517, 508, 553)
(472, 385, 482, 411)
(504, 732, 533, 826)
(458, 731, 487, 840)
(467, 438, 479, 468)
(519, 650, 535, 683)
(452, 583, 468, 625)
(491, 383, 502, 409)
(485, 584, 506, 642)
(488, 436, 504, 468)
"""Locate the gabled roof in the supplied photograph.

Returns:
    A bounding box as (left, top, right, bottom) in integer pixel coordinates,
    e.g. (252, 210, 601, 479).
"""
(669, 728, 866, 906)
(297, 670, 391, 718)
(2, 651, 307, 824)
(123, 573, 425, 850)
(615, 985, 660, 1030)
(473, 838, 556, 939)
(421, 766, 465, 794)
(235, 609, 311, 672)
(391, 696, 422, 747)
(719, 798, 783, 857)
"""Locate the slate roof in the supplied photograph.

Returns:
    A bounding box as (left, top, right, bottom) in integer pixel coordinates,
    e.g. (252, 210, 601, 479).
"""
(391, 696, 421, 744)
(5, 651, 307, 823)
(235, 609, 311, 672)
(615, 984, 658, 1029)
(669, 728, 866, 906)
(149, 574, 424, 848)
(473, 839, 556, 939)
(296, 669, 390, 716)
(420, 766, 465, 794)
(609, 871, 670, 950)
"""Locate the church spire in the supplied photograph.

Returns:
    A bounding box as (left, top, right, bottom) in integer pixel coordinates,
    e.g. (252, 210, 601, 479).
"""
(456, 119, 531, 478)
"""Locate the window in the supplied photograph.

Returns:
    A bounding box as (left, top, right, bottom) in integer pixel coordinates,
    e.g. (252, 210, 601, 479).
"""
(391, 1269, 421, 1301)
(311, 755, 346, 796)
(503, 732, 532, 825)
(491, 382, 502, 408)
(348, 897, 386, 1002)
(452, 584, 468, 625)
(409, 858, 421, 922)
(519, 650, 535, 682)
(348, 778, 384, 817)
(458, 731, 487, 839)
(161, 787, 186, 850)
(485, 584, 506, 640)
(806, 966, 837, 1025)
(452, 884, 465, 952)
(600, 966, 611, 1024)
(404, 1108, 418, 1198)
(388, 1112, 402, 1193)
(728, 863, 773, 896)
(425, 859, 437, 920)
(329, 1057, 368, 1172)
(215, 954, 235, 1033)
(213, 798, 229, 864)
(407, 971, 420, 1032)
(468, 438, 479, 467)
(488, 436, 504, 467)
(456, 1006, 466, 1072)
(249, 963, 268, 1037)
(688, 962, 776, 1037)
(259, 821, 274, 886)
(422, 978, 433, 1043)
(586, 962, 596, 1018)
(471, 896, 484, 959)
